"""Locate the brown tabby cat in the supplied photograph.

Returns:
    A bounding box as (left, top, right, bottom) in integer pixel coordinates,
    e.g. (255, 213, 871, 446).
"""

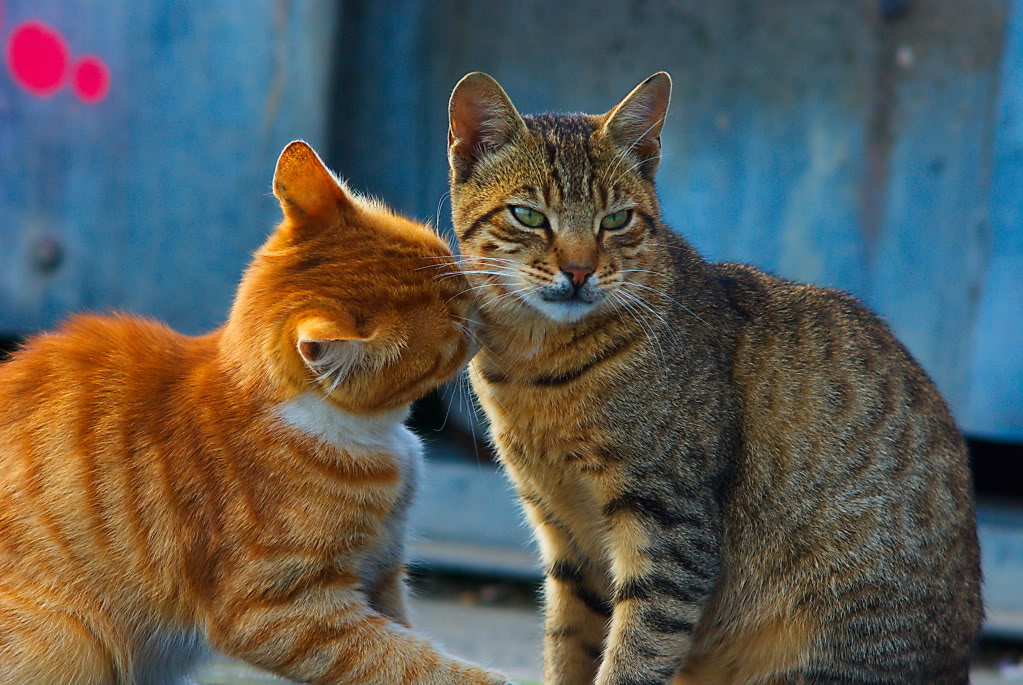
(447, 72, 982, 685)
(0, 141, 511, 685)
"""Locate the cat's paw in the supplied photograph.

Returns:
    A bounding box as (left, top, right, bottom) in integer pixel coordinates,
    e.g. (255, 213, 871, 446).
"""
(478, 668, 516, 685)
(447, 661, 514, 685)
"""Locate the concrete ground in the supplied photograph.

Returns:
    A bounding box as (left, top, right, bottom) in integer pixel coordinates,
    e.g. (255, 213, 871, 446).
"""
(192, 580, 1017, 685)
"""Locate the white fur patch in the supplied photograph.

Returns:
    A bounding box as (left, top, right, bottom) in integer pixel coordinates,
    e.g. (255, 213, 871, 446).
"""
(276, 391, 421, 459)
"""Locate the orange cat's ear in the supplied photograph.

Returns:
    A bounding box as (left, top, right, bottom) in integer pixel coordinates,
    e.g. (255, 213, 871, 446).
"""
(448, 72, 527, 180)
(273, 141, 355, 227)
(295, 315, 373, 383)
(602, 72, 672, 179)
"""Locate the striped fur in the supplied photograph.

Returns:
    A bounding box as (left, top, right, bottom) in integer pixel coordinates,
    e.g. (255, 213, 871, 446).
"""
(0, 141, 508, 685)
(448, 73, 982, 685)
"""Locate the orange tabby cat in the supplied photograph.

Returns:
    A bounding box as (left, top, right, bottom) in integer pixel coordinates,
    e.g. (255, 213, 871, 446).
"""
(0, 141, 510, 685)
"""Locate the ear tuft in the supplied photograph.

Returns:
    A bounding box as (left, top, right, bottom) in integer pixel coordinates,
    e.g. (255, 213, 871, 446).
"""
(602, 72, 672, 179)
(448, 72, 527, 181)
(273, 141, 354, 226)
(299, 341, 362, 392)
(295, 314, 371, 390)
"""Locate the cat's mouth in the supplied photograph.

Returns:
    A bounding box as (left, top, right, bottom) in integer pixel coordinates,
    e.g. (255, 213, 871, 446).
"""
(540, 291, 593, 304)
(532, 289, 601, 323)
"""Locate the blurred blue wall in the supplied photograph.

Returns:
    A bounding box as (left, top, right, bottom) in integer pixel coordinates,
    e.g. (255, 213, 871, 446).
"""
(0, 0, 338, 336)
(0, 0, 1020, 442)
(332, 0, 1022, 443)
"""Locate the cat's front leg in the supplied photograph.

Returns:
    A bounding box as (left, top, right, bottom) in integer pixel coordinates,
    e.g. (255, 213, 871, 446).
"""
(521, 498, 608, 685)
(594, 497, 721, 685)
(207, 564, 511, 685)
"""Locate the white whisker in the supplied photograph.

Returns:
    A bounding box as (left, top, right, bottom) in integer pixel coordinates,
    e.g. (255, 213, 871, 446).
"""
(610, 289, 668, 371)
(621, 281, 715, 331)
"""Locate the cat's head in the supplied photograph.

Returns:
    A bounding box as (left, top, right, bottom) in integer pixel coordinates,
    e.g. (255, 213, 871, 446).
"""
(226, 141, 474, 413)
(447, 72, 671, 326)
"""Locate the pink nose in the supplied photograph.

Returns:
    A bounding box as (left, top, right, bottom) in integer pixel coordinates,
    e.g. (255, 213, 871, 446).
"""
(563, 265, 595, 287)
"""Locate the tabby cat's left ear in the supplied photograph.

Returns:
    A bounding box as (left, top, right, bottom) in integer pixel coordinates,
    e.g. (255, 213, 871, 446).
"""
(602, 72, 672, 179)
(448, 72, 527, 181)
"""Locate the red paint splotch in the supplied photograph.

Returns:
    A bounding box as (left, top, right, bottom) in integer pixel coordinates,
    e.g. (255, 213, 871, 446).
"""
(7, 21, 69, 97)
(72, 55, 109, 103)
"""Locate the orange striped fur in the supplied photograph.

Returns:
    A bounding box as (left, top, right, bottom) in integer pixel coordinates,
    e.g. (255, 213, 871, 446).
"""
(447, 73, 981, 685)
(0, 141, 509, 685)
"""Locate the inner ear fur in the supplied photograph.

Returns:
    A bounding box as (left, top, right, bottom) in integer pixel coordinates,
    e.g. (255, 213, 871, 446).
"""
(296, 315, 363, 364)
(602, 72, 672, 179)
(294, 314, 376, 389)
(448, 72, 528, 180)
(273, 140, 355, 225)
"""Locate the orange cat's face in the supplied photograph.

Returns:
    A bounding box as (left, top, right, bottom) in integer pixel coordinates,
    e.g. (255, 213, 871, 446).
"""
(227, 142, 474, 413)
(447, 73, 670, 326)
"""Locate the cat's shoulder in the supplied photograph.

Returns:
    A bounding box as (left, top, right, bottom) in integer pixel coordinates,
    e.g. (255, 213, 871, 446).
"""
(707, 261, 898, 347)
(711, 262, 872, 317)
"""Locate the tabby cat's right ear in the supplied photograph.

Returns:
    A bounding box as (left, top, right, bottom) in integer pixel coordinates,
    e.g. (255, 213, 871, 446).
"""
(448, 72, 527, 180)
(273, 140, 355, 228)
(602, 72, 672, 180)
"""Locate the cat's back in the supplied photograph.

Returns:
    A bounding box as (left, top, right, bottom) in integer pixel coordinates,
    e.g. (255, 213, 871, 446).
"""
(1, 312, 194, 426)
(710, 260, 963, 448)
(0, 313, 206, 460)
(1, 313, 193, 388)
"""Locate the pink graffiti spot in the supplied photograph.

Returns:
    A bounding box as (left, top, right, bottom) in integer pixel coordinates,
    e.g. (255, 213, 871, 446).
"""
(72, 55, 109, 103)
(7, 21, 69, 97)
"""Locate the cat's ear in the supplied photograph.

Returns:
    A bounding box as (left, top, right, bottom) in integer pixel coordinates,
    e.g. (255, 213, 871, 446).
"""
(273, 141, 355, 226)
(448, 72, 527, 180)
(295, 315, 371, 380)
(602, 72, 672, 179)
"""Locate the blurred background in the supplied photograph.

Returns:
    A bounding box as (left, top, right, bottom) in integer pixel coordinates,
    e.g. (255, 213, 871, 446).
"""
(1, 0, 1021, 671)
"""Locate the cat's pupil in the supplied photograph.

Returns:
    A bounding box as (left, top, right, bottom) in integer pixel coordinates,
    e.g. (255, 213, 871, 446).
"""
(511, 206, 547, 228)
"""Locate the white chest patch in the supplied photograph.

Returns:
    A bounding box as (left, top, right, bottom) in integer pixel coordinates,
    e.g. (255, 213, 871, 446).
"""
(276, 391, 422, 463)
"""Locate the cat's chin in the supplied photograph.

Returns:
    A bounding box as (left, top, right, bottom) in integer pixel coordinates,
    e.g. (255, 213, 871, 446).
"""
(529, 297, 599, 325)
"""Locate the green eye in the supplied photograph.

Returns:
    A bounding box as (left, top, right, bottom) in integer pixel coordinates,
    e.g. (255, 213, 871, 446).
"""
(601, 210, 632, 230)
(511, 206, 548, 228)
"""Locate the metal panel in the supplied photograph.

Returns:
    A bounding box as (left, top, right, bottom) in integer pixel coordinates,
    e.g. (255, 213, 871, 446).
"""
(333, 0, 1018, 441)
(0, 0, 338, 336)
(967, 0, 1023, 441)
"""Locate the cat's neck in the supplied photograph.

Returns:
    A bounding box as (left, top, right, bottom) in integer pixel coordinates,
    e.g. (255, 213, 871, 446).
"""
(276, 389, 413, 453)
(472, 297, 645, 386)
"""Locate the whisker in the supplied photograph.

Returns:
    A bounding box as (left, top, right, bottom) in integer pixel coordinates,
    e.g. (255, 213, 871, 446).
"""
(610, 151, 660, 189)
(414, 262, 463, 273)
(618, 268, 668, 277)
(615, 287, 682, 351)
(622, 281, 716, 331)
(435, 191, 451, 232)
(610, 289, 668, 370)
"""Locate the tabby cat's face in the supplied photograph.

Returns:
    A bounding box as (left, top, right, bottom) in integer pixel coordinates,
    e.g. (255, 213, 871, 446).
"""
(447, 73, 671, 326)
